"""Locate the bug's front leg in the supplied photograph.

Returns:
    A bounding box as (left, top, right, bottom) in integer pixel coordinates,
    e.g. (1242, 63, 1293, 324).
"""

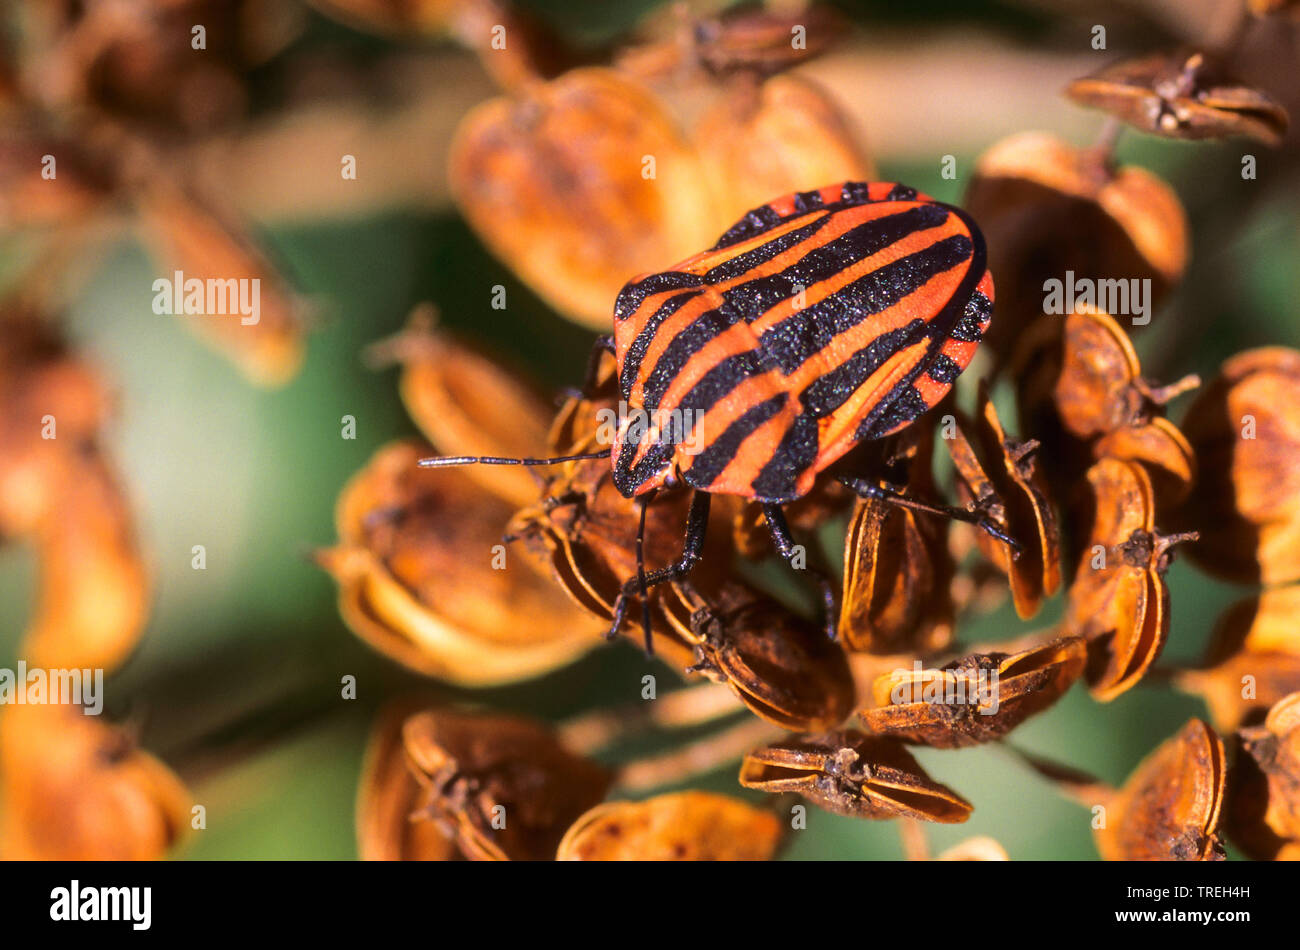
(605, 491, 711, 643)
(837, 475, 1022, 557)
(761, 504, 839, 640)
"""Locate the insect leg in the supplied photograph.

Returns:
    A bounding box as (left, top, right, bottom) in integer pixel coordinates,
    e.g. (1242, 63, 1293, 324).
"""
(581, 334, 617, 396)
(607, 491, 712, 645)
(838, 475, 1022, 557)
(761, 504, 839, 640)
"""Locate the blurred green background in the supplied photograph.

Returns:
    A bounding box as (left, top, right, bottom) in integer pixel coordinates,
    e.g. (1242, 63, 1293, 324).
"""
(1, 0, 1296, 859)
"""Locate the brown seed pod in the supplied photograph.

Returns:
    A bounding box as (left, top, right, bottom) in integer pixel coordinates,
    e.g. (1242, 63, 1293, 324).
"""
(965, 132, 1188, 365)
(0, 704, 190, 861)
(1019, 307, 1198, 509)
(691, 4, 846, 76)
(1177, 347, 1300, 586)
(1174, 584, 1300, 732)
(948, 390, 1061, 619)
(694, 72, 874, 231)
(356, 699, 460, 861)
(134, 177, 305, 387)
(1096, 719, 1227, 861)
(673, 580, 854, 732)
(1064, 458, 1194, 701)
(1226, 692, 1300, 859)
(449, 67, 717, 330)
(556, 791, 782, 861)
(739, 731, 972, 823)
(858, 637, 1086, 749)
(317, 441, 602, 686)
(401, 709, 612, 861)
(367, 305, 554, 508)
(1066, 51, 1289, 146)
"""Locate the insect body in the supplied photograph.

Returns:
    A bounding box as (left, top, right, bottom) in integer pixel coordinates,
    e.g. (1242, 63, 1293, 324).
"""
(609, 180, 993, 503)
(422, 181, 1007, 649)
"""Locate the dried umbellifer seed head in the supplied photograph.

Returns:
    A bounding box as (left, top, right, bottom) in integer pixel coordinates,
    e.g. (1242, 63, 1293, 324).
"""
(693, 72, 873, 231)
(1097, 719, 1227, 861)
(739, 731, 972, 823)
(681, 581, 854, 732)
(402, 709, 612, 862)
(1226, 692, 1300, 859)
(1175, 583, 1300, 732)
(356, 699, 460, 861)
(690, 4, 845, 75)
(965, 132, 1188, 364)
(0, 703, 190, 861)
(449, 67, 717, 329)
(367, 305, 554, 508)
(948, 390, 1061, 619)
(1064, 458, 1193, 701)
(859, 637, 1086, 748)
(556, 791, 782, 861)
(318, 441, 602, 686)
(1066, 51, 1289, 146)
(1178, 347, 1300, 586)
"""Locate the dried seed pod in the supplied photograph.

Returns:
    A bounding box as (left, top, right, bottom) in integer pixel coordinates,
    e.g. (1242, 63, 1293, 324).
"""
(0, 704, 190, 861)
(1227, 692, 1300, 859)
(402, 709, 612, 861)
(859, 637, 1086, 748)
(1019, 307, 1197, 509)
(731, 477, 855, 560)
(691, 5, 845, 75)
(948, 390, 1061, 619)
(1064, 458, 1193, 700)
(965, 132, 1188, 364)
(367, 306, 554, 508)
(739, 731, 972, 823)
(1066, 51, 1289, 146)
(1096, 719, 1227, 861)
(318, 441, 601, 686)
(839, 493, 954, 655)
(674, 581, 854, 732)
(449, 67, 717, 330)
(694, 73, 873, 231)
(1178, 347, 1300, 585)
(135, 178, 305, 387)
(556, 791, 782, 861)
(1175, 584, 1300, 732)
(356, 699, 460, 861)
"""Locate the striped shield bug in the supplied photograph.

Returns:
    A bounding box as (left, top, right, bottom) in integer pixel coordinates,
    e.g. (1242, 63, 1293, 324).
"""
(422, 181, 1016, 650)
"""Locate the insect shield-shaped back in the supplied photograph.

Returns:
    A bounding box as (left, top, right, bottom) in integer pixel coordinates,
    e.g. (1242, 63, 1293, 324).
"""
(609, 181, 994, 503)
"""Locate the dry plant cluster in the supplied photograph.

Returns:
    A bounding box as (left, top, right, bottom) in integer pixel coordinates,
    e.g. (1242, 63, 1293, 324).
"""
(1, 0, 1299, 861)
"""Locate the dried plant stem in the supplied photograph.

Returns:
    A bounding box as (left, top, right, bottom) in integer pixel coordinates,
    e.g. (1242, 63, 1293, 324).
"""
(558, 681, 745, 755)
(898, 818, 931, 861)
(613, 718, 781, 793)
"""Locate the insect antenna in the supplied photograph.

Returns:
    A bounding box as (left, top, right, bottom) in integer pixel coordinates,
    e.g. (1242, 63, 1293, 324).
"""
(417, 449, 611, 468)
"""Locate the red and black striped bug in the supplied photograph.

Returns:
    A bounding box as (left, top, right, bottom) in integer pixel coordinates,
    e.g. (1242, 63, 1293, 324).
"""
(422, 181, 1016, 652)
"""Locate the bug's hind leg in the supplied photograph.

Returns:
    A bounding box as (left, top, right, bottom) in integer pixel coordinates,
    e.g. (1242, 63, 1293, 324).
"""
(837, 475, 1022, 557)
(761, 504, 839, 641)
(606, 490, 711, 652)
(556, 335, 617, 404)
